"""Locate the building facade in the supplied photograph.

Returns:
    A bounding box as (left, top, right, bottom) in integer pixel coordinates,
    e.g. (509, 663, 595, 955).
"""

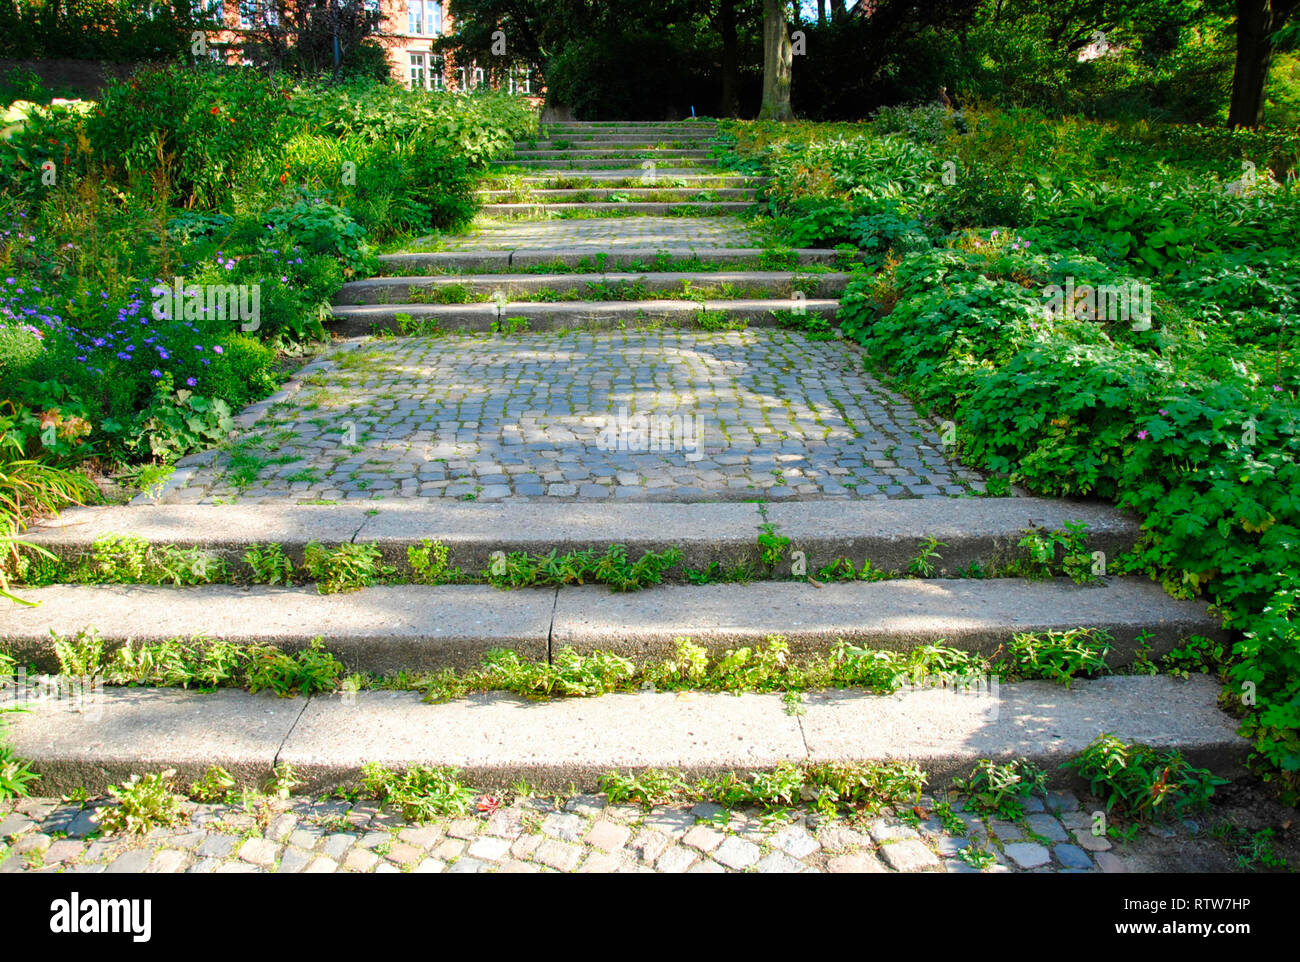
(202, 1, 537, 97)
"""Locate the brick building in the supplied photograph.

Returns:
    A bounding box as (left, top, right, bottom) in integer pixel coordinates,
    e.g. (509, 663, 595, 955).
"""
(202, 1, 537, 95)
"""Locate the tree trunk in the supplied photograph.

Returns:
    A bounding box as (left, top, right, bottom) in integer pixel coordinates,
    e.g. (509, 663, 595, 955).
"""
(1228, 0, 1286, 128)
(817, 0, 826, 25)
(831, 0, 846, 23)
(720, 0, 740, 117)
(758, 0, 794, 121)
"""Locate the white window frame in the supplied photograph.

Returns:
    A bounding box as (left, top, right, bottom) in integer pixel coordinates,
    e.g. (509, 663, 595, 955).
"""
(410, 52, 427, 89)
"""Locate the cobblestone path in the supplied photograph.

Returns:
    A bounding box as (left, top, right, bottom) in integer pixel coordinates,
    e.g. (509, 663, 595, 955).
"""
(1, 788, 1193, 875)
(174, 331, 984, 503)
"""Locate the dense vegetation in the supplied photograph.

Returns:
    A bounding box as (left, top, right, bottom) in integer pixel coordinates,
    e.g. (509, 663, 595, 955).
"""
(0, 65, 534, 526)
(722, 104, 1300, 799)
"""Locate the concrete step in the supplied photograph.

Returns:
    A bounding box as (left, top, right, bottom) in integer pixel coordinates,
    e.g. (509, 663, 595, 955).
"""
(22, 498, 1140, 575)
(376, 248, 843, 273)
(5, 676, 1244, 794)
(336, 271, 850, 304)
(0, 577, 1219, 674)
(328, 297, 839, 334)
(476, 188, 758, 202)
(519, 136, 720, 147)
(511, 149, 715, 160)
(541, 123, 719, 133)
(492, 159, 716, 170)
(477, 201, 755, 219)
(489, 173, 764, 186)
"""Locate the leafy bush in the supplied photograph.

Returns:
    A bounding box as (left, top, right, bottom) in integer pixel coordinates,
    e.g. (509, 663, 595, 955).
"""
(1066, 733, 1228, 819)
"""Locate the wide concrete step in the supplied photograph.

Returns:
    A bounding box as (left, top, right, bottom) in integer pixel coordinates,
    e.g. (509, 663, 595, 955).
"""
(541, 123, 719, 133)
(511, 148, 714, 160)
(520, 136, 720, 147)
(0, 577, 1219, 673)
(376, 247, 842, 273)
(492, 159, 716, 170)
(337, 271, 850, 304)
(22, 499, 1139, 574)
(5, 676, 1244, 794)
(477, 188, 758, 202)
(328, 298, 840, 334)
(477, 201, 754, 218)
(490, 173, 764, 186)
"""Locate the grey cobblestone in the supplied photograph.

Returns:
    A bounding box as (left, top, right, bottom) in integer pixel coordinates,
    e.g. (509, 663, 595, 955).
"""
(178, 331, 981, 503)
(0, 787, 1225, 874)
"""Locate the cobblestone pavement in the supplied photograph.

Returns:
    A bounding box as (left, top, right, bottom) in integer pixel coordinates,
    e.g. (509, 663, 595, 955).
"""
(176, 330, 985, 503)
(0, 789, 1185, 874)
(435, 216, 761, 251)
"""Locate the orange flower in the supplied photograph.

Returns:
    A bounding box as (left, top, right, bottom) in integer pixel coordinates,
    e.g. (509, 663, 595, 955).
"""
(210, 106, 220, 115)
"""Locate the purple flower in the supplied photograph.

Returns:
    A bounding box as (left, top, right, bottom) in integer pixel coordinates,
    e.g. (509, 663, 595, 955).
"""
(1158, 409, 1168, 416)
(186, 377, 197, 386)
(151, 369, 162, 377)
(212, 345, 223, 354)
(1136, 430, 1149, 440)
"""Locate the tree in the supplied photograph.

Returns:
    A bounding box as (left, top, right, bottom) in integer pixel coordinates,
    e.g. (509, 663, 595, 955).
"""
(718, 0, 741, 116)
(758, 0, 793, 119)
(1228, 0, 1299, 127)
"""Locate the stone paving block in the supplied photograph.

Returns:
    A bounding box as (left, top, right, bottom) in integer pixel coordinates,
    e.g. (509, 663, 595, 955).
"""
(1053, 844, 1094, 870)
(713, 836, 760, 870)
(585, 820, 631, 853)
(755, 852, 806, 874)
(682, 825, 726, 852)
(1026, 814, 1069, 842)
(240, 838, 280, 867)
(534, 840, 584, 872)
(1003, 842, 1051, 869)
(879, 840, 941, 872)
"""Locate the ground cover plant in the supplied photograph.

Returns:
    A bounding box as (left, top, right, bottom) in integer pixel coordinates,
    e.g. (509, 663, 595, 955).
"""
(0, 65, 536, 519)
(722, 105, 1300, 800)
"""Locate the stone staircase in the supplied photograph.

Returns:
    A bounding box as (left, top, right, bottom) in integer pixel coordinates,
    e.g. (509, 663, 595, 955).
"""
(0, 122, 1247, 803)
(329, 121, 842, 334)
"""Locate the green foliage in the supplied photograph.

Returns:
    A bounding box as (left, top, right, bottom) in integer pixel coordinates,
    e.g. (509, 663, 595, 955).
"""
(244, 543, 295, 586)
(245, 638, 345, 697)
(483, 545, 682, 592)
(93, 769, 188, 836)
(189, 765, 237, 803)
(994, 629, 1113, 686)
(598, 768, 689, 809)
(0, 712, 39, 800)
(358, 763, 476, 822)
(1066, 733, 1228, 819)
(953, 758, 1048, 820)
(303, 541, 394, 594)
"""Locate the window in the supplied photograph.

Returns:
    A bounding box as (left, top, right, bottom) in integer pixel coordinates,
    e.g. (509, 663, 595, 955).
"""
(410, 52, 427, 90)
(473, 67, 485, 90)
(430, 56, 446, 90)
(238, 1, 277, 28)
(510, 66, 532, 96)
(409, 1, 441, 36)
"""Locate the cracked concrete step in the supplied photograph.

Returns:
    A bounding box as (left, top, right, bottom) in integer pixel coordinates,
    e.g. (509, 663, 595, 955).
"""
(22, 498, 1142, 575)
(327, 298, 840, 335)
(476, 188, 758, 202)
(477, 201, 755, 218)
(376, 248, 840, 273)
(0, 577, 1220, 674)
(4, 676, 1245, 794)
(337, 271, 850, 304)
